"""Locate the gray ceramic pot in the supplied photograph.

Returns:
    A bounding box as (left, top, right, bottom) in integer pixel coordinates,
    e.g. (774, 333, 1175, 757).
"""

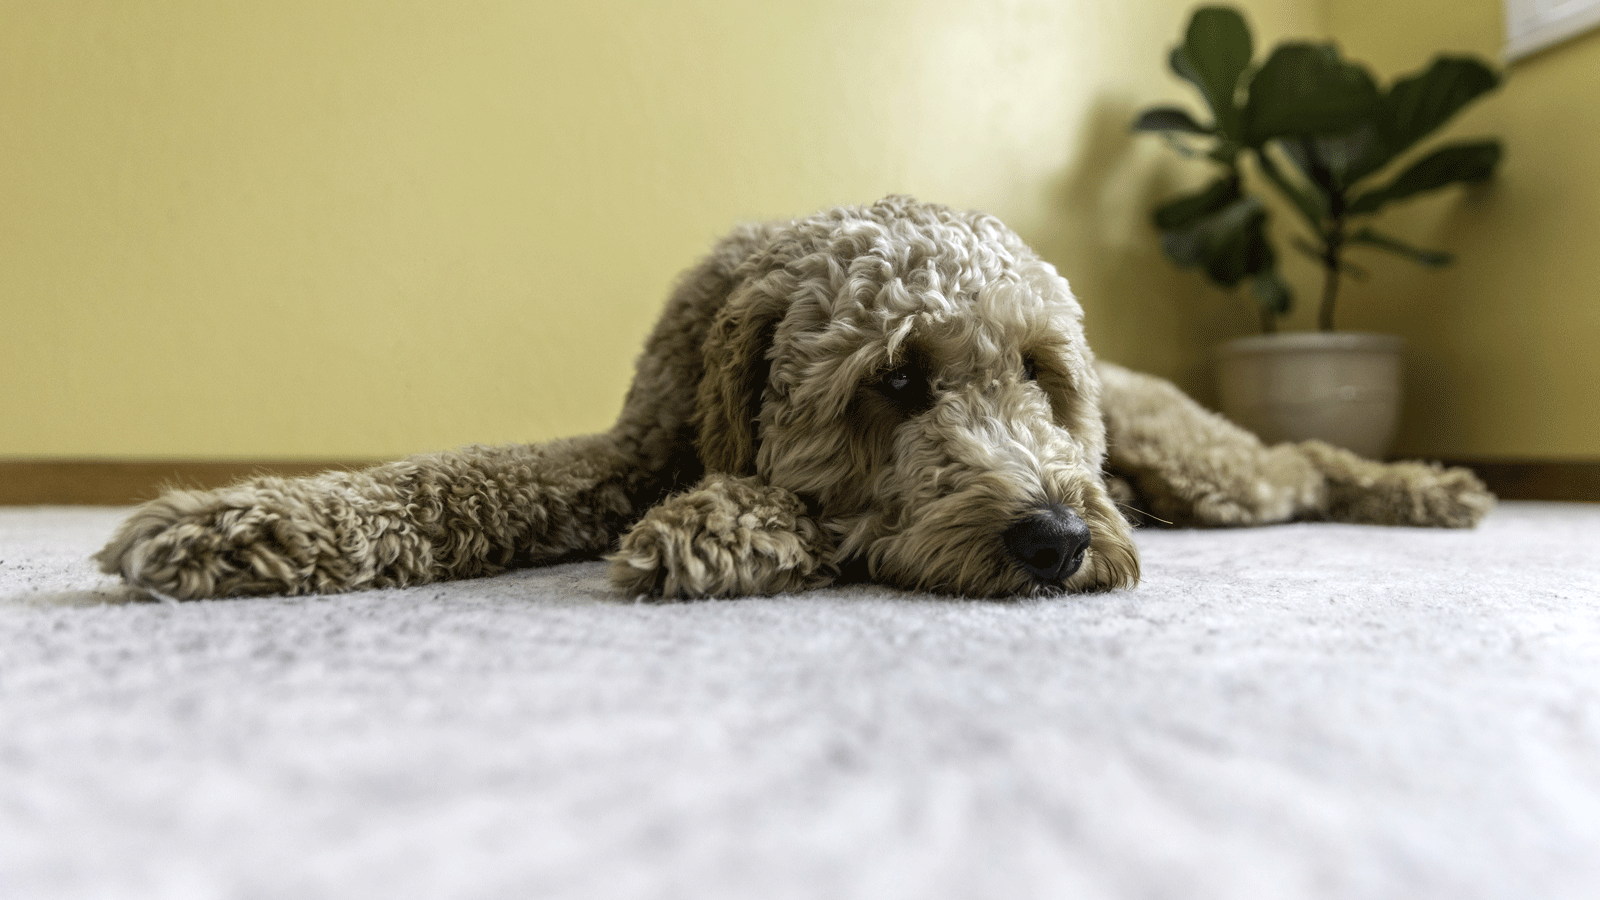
(1217, 332, 1404, 460)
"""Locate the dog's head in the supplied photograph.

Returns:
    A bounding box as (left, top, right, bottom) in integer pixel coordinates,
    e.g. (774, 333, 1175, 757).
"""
(694, 196, 1138, 597)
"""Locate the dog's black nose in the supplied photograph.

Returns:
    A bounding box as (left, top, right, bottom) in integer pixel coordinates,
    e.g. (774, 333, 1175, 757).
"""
(1003, 506, 1091, 583)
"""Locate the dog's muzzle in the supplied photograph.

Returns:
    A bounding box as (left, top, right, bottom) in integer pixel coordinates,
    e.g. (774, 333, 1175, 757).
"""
(1002, 504, 1091, 585)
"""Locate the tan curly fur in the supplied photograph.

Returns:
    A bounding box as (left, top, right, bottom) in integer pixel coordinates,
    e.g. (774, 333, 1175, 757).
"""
(96, 196, 1493, 601)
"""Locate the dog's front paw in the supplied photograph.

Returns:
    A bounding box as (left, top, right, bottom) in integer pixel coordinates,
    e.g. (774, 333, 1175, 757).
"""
(96, 483, 340, 599)
(608, 474, 835, 599)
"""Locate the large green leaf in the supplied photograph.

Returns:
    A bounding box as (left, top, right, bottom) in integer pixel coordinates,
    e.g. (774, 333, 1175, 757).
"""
(1347, 140, 1502, 215)
(1169, 44, 1199, 87)
(1242, 43, 1380, 146)
(1257, 142, 1328, 230)
(1171, 7, 1253, 139)
(1153, 175, 1240, 230)
(1383, 57, 1500, 157)
(1251, 267, 1294, 316)
(1311, 124, 1387, 191)
(1133, 106, 1214, 135)
(1335, 55, 1501, 187)
(1275, 124, 1386, 196)
(1347, 227, 1454, 266)
(1159, 194, 1273, 287)
(1274, 134, 1349, 208)
(1203, 200, 1275, 287)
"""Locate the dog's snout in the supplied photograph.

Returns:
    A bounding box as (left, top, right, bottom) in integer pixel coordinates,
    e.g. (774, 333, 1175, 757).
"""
(1003, 505, 1091, 583)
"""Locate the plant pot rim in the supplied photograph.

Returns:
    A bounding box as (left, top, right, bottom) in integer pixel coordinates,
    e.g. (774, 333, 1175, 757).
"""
(1218, 331, 1405, 356)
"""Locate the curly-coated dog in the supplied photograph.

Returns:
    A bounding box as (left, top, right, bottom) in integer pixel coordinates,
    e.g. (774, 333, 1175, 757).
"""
(96, 197, 1493, 601)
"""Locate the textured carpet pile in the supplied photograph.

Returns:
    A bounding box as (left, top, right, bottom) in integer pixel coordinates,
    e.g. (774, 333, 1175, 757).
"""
(2, 502, 1599, 899)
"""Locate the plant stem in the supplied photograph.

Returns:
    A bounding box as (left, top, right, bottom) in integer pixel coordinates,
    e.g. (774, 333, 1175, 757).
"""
(1319, 246, 1341, 331)
(1319, 213, 1346, 332)
(1260, 301, 1278, 334)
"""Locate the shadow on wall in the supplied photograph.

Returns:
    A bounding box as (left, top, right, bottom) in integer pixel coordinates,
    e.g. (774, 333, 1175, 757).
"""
(1029, 97, 1260, 410)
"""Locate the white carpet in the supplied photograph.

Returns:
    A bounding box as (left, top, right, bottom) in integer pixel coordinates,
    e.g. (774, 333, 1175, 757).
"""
(2, 502, 1599, 900)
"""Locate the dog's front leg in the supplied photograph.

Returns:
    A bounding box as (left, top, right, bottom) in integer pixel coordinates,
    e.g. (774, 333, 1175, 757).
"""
(608, 474, 835, 599)
(96, 434, 667, 600)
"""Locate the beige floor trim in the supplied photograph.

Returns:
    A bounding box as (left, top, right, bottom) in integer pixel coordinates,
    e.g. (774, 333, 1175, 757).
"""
(0, 460, 372, 505)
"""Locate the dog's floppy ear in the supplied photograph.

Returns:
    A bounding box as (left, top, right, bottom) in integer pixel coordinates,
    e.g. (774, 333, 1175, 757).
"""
(693, 282, 787, 475)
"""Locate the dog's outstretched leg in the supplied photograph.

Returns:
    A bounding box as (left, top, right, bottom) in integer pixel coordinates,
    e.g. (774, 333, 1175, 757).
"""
(608, 474, 835, 599)
(95, 227, 778, 600)
(1097, 362, 1494, 528)
(94, 435, 679, 599)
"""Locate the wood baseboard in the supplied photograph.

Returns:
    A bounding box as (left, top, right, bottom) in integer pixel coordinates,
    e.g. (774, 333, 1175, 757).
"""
(0, 457, 1596, 506)
(1438, 458, 1600, 503)
(0, 460, 373, 505)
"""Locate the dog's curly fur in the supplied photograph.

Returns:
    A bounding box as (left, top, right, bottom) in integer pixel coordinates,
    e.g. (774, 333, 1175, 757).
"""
(96, 197, 1494, 601)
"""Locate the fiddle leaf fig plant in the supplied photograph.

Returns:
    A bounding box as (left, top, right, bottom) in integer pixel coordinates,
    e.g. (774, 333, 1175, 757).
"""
(1135, 6, 1504, 332)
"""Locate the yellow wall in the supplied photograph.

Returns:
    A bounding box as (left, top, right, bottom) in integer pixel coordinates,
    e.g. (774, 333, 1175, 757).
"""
(2, 1, 1594, 463)
(0, 0, 1317, 460)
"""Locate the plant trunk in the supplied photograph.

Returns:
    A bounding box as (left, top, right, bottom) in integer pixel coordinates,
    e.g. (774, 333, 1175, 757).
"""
(1319, 216, 1345, 332)
(1319, 254, 1341, 332)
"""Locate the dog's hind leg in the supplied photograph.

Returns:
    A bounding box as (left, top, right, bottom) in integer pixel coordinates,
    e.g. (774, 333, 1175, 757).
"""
(1293, 439, 1496, 527)
(1097, 361, 1493, 528)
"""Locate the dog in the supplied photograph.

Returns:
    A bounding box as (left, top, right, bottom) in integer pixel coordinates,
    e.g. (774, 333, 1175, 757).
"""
(95, 197, 1494, 601)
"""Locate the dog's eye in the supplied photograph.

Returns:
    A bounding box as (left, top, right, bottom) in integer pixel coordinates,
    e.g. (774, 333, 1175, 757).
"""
(875, 363, 933, 415)
(1022, 355, 1039, 381)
